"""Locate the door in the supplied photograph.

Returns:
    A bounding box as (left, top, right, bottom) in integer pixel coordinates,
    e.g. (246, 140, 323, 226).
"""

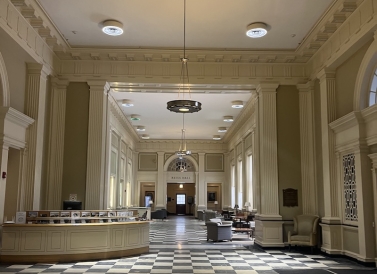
(176, 194, 186, 215)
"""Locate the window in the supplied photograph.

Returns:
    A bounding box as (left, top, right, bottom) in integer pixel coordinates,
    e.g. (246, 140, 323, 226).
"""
(237, 160, 243, 207)
(369, 69, 377, 107)
(168, 157, 194, 172)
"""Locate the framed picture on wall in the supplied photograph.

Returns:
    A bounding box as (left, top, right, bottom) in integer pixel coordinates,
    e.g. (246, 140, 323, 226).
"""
(208, 192, 216, 202)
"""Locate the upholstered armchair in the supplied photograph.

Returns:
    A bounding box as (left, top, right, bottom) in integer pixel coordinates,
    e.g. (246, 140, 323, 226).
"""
(288, 214, 320, 253)
(151, 209, 167, 221)
(206, 219, 232, 242)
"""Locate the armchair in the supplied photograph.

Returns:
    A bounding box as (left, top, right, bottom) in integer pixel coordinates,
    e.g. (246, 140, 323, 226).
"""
(288, 214, 319, 253)
(206, 221, 232, 242)
(151, 209, 167, 221)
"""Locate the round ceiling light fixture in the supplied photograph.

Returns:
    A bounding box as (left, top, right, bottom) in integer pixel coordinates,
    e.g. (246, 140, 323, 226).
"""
(213, 135, 221, 140)
(246, 22, 268, 38)
(130, 115, 140, 121)
(223, 116, 234, 122)
(121, 99, 134, 107)
(136, 126, 145, 132)
(231, 100, 244, 109)
(101, 20, 124, 36)
(141, 134, 150, 139)
(218, 127, 227, 133)
(167, 100, 202, 113)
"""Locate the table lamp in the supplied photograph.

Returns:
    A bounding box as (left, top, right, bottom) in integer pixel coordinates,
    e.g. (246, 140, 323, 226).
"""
(214, 200, 218, 211)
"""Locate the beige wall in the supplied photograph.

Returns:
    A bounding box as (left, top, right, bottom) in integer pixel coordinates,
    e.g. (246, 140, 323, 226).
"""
(3, 148, 21, 220)
(62, 82, 90, 208)
(336, 40, 372, 119)
(276, 85, 302, 219)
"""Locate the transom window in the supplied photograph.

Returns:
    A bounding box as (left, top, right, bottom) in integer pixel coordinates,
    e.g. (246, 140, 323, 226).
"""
(369, 68, 377, 107)
(168, 157, 194, 172)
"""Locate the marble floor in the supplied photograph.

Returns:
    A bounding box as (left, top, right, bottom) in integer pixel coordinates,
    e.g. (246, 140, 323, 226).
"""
(1, 215, 377, 273)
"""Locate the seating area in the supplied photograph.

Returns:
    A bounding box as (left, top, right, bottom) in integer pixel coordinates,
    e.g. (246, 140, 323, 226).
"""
(288, 214, 320, 253)
(205, 218, 233, 242)
(151, 209, 168, 221)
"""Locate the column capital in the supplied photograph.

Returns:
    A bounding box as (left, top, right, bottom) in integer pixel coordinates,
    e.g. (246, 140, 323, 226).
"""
(51, 78, 69, 88)
(317, 68, 336, 82)
(87, 81, 110, 93)
(26, 63, 49, 79)
(297, 81, 315, 92)
(369, 153, 377, 168)
(256, 83, 279, 94)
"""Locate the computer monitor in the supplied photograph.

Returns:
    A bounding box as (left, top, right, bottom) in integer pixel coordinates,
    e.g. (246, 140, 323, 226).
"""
(63, 200, 82, 210)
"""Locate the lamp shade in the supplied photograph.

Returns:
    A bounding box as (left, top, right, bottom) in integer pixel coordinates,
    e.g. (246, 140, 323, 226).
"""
(234, 204, 239, 209)
(149, 200, 153, 205)
(214, 201, 218, 205)
(244, 202, 251, 207)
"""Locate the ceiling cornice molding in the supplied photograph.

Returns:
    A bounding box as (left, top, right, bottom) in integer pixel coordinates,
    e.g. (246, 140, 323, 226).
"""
(108, 95, 140, 142)
(136, 139, 228, 153)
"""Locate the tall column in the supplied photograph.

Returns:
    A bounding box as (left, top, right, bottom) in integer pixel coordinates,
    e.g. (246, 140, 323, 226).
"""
(252, 91, 261, 212)
(156, 151, 165, 209)
(317, 69, 340, 223)
(254, 83, 284, 247)
(197, 153, 206, 210)
(369, 153, 377, 262)
(257, 83, 280, 218)
(0, 145, 9, 223)
(297, 82, 317, 215)
(45, 79, 68, 209)
(241, 138, 247, 207)
(22, 63, 48, 210)
(85, 81, 109, 209)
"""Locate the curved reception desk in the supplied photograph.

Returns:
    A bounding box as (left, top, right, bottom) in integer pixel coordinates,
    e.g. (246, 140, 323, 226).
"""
(0, 221, 150, 263)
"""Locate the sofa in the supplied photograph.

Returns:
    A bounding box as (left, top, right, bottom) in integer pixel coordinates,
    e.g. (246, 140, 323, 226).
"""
(151, 209, 167, 221)
(206, 218, 232, 242)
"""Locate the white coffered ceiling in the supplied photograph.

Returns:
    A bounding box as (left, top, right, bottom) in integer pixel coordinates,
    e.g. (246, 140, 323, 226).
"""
(36, 0, 335, 140)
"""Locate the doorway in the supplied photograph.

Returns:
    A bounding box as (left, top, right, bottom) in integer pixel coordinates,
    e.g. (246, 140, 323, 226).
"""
(176, 194, 186, 215)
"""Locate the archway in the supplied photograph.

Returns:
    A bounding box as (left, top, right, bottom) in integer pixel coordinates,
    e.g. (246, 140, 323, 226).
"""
(164, 155, 198, 215)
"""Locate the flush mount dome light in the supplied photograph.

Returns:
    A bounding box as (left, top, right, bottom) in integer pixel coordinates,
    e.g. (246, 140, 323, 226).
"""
(136, 126, 145, 132)
(130, 115, 140, 121)
(246, 22, 268, 38)
(101, 20, 123, 36)
(223, 116, 234, 122)
(141, 134, 150, 139)
(122, 99, 134, 107)
(213, 135, 221, 140)
(231, 100, 244, 108)
(218, 127, 227, 133)
(167, 100, 202, 113)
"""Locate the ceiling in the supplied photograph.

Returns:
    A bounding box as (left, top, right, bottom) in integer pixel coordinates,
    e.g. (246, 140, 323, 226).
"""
(37, 0, 334, 141)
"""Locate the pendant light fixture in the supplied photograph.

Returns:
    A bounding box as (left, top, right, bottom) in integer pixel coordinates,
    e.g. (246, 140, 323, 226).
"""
(167, 0, 202, 113)
(176, 114, 191, 158)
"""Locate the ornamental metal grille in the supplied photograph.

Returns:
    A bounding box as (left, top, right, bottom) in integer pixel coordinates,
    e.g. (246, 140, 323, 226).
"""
(168, 157, 195, 172)
(343, 153, 357, 221)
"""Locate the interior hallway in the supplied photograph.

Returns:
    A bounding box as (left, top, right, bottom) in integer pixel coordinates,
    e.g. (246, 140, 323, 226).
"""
(0, 216, 376, 273)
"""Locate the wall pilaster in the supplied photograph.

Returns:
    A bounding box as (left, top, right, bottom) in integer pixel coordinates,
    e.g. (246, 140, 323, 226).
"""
(45, 79, 68, 209)
(317, 69, 340, 223)
(297, 82, 317, 215)
(156, 151, 165, 209)
(23, 63, 48, 210)
(369, 153, 377, 264)
(0, 144, 9, 223)
(85, 81, 109, 209)
(197, 153, 206, 210)
(256, 83, 280, 218)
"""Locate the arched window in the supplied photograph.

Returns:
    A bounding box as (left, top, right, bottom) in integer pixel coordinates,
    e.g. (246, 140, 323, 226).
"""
(369, 67, 377, 107)
(168, 157, 195, 172)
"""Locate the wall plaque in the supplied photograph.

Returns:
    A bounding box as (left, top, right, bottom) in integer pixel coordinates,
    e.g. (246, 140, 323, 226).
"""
(283, 188, 298, 207)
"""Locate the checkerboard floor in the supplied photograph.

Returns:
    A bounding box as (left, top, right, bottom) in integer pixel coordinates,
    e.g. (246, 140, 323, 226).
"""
(1, 216, 376, 273)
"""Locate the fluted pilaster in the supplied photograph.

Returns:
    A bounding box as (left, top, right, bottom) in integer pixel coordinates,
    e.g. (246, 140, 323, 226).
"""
(197, 153, 206, 209)
(85, 81, 109, 209)
(257, 83, 281, 218)
(297, 82, 317, 215)
(156, 151, 165, 209)
(317, 69, 340, 222)
(45, 79, 68, 209)
(23, 63, 48, 210)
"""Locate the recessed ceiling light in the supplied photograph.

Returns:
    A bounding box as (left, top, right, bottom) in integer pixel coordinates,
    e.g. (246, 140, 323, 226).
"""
(122, 99, 134, 107)
(213, 135, 221, 140)
(130, 115, 140, 121)
(141, 134, 150, 139)
(101, 20, 124, 36)
(218, 127, 227, 133)
(223, 116, 234, 122)
(231, 100, 243, 108)
(246, 22, 268, 38)
(136, 126, 145, 132)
